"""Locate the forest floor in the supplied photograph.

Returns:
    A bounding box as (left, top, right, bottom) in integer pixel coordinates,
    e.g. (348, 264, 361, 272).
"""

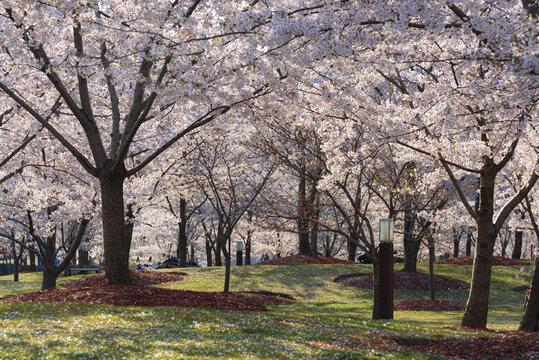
(0, 260, 536, 359)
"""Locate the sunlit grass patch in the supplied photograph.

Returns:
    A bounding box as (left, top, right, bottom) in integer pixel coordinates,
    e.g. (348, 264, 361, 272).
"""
(0, 262, 529, 359)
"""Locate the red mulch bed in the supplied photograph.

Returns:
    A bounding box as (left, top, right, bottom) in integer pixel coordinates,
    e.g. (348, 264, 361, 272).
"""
(0, 271, 293, 311)
(338, 271, 469, 291)
(256, 254, 355, 265)
(62, 270, 184, 288)
(414, 332, 539, 360)
(436, 256, 529, 266)
(394, 299, 466, 311)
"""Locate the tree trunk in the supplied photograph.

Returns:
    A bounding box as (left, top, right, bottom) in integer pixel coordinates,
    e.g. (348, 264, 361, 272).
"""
(466, 228, 473, 257)
(429, 240, 435, 301)
(403, 211, 420, 272)
(512, 230, 523, 259)
(222, 237, 231, 293)
(190, 244, 195, 263)
(42, 269, 57, 289)
(309, 180, 319, 255)
(372, 256, 380, 319)
(99, 175, 131, 284)
(245, 230, 252, 265)
(461, 170, 496, 329)
(214, 239, 222, 266)
(520, 258, 539, 331)
(11, 244, 19, 283)
(205, 238, 213, 267)
(177, 198, 187, 267)
(124, 203, 135, 252)
(324, 235, 332, 257)
(29, 247, 36, 272)
(346, 238, 358, 262)
(298, 173, 311, 255)
(78, 248, 89, 266)
(453, 228, 460, 258)
(41, 235, 57, 289)
(501, 235, 508, 258)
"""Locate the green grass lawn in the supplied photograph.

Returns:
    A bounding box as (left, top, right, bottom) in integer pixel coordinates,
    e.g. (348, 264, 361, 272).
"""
(0, 262, 531, 359)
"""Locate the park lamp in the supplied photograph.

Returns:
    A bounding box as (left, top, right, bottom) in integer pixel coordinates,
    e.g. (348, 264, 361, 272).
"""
(236, 240, 244, 252)
(379, 219, 394, 243)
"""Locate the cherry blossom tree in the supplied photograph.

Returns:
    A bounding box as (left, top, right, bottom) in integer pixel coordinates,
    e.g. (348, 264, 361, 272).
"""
(186, 130, 274, 291)
(0, 1, 278, 283)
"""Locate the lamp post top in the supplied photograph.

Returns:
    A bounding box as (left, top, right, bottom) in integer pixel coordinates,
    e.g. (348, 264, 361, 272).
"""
(379, 218, 394, 243)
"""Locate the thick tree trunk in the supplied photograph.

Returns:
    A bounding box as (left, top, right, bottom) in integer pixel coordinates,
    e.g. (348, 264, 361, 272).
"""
(512, 230, 523, 259)
(99, 175, 131, 284)
(298, 173, 311, 255)
(42, 270, 57, 289)
(403, 211, 420, 272)
(347, 238, 358, 262)
(461, 170, 496, 329)
(205, 238, 213, 267)
(41, 235, 57, 289)
(520, 258, 539, 331)
(177, 198, 187, 267)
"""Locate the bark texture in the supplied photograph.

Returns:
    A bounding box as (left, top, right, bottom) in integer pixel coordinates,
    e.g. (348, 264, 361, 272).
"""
(512, 230, 523, 259)
(298, 173, 312, 255)
(403, 211, 420, 272)
(177, 198, 187, 267)
(461, 169, 496, 328)
(100, 175, 131, 284)
(520, 258, 539, 331)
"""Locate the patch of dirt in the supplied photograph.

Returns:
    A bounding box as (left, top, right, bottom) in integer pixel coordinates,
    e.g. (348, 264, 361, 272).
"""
(0, 270, 293, 311)
(415, 332, 539, 360)
(333, 272, 370, 283)
(63, 270, 185, 288)
(436, 256, 529, 266)
(256, 254, 355, 265)
(338, 271, 469, 291)
(394, 299, 466, 311)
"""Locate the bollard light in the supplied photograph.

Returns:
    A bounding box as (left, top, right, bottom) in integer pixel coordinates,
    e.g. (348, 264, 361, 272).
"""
(379, 219, 394, 243)
(236, 240, 243, 266)
(378, 218, 394, 320)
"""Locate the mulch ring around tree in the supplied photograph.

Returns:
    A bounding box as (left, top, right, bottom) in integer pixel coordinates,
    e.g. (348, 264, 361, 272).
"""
(0, 271, 294, 311)
(411, 331, 539, 360)
(436, 256, 529, 266)
(337, 271, 469, 291)
(394, 299, 466, 311)
(256, 254, 355, 265)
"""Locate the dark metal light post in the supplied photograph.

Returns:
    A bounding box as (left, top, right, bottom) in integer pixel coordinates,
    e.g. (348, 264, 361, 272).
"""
(236, 240, 243, 266)
(379, 219, 394, 320)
